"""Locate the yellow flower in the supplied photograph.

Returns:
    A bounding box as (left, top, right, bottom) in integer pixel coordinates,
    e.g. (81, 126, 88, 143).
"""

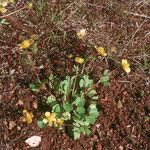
(111, 47, 116, 52)
(19, 39, 33, 49)
(0, 0, 14, 14)
(19, 35, 37, 49)
(8, 0, 14, 3)
(67, 54, 73, 58)
(43, 118, 48, 124)
(57, 119, 64, 126)
(45, 112, 51, 117)
(77, 29, 86, 39)
(54, 118, 64, 127)
(121, 59, 131, 73)
(43, 112, 56, 126)
(27, 2, 33, 9)
(96, 47, 107, 57)
(75, 57, 84, 64)
(0, 7, 7, 14)
(1, 1, 8, 7)
(21, 109, 34, 124)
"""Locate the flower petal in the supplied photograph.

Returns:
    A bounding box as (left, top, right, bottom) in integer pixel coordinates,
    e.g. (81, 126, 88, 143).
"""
(97, 47, 107, 56)
(75, 57, 84, 64)
(45, 112, 51, 117)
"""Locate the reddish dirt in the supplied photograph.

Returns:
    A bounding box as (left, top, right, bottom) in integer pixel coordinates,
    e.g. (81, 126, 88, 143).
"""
(0, 0, 150, 150)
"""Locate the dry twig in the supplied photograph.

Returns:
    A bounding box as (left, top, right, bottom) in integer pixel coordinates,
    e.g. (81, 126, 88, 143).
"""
(124, 11, 150, 19)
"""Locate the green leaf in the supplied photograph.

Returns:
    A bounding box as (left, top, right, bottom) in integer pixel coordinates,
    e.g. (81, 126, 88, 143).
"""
(37, 120, 47, 128)
(59, 76, 71, 95)
(29, 84, 39, 92)
(77, 120, 89, 126)
(89, 104, 97, 109)
(91, 96, 98, 100)
(80, 75, 94, 88)
(72, 97, 85, 107)
(88, 79, 94, 87)
(73, 127, 81, 140)
(49, 74, 54, 81)
(73, 121, 80, 127)
(76, 107, 85, 115)
(104, 69, 109, 75)
(63, 102, 73, 112)
(79, 79, 84, 88)
(89, 109, 99, 118)
(102, 81, 109, 86)
(101, 76, 109, 82)
(84, 127, 91, 136)
(46, 95, 56, 104)
(88, 104, 99, 118)
(80, 126, 91, 135)
(100, 70, 110, 86)
(62, 112, 71, 120)
(74, 131, 80, 140)
(73, 112, 83, 120)
(86, 89, 97, 97)
(85, 116, 96, 124)
(52, 104, 61, 113)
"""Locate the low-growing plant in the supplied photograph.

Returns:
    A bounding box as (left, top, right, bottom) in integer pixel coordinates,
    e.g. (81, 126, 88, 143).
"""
(29, 80, 41, 92)
(30, 67, 99, 140)
(99, 69, 110, 86)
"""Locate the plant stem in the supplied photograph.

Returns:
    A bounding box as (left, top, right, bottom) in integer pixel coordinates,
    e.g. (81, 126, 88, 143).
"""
(0, 6, 27, 19)
(72, 75, 78, 96)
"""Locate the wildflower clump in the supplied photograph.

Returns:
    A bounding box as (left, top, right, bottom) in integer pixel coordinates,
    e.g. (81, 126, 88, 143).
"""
(77, 29, 86, 39)
(96, 47, 107, 57)
(42, 112, 64, 127)
(75, 57, 84, 64)
(21, 109, 34, 124)
(121, 59, 131, 73)
(34, 73, 99, 140)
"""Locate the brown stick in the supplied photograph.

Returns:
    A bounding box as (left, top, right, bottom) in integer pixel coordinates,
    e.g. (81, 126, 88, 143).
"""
(4, 14, 34, 34)
(0, 6, 26, 19)
(0, 6, 34, 35)
(124, 11, 150, 19)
